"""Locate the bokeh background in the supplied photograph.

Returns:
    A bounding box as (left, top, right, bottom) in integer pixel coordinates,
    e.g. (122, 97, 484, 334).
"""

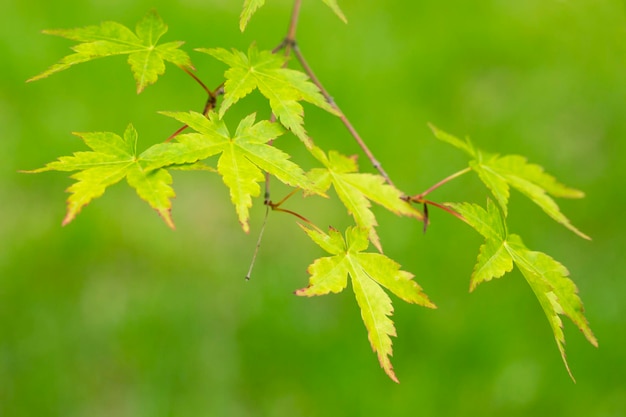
(1, 0, 625, 415)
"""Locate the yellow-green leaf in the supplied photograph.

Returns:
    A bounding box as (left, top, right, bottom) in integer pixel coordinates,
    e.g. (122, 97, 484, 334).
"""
(297, 226, 435, 382)
(505, 234, 598, 380)
(198, 45, 338, 144)
(28, 10, 192, 93)
(26, 124, 187, 228)
(307, 147, 422, 251)
(240, 0, 265, 31)
(432, 126, 588, 239)
(161, 111, 317, 232)
(452, 199, 597, 380)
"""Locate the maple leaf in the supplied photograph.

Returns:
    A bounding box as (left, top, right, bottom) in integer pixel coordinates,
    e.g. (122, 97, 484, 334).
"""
(296, 226, 435, 382)
(197, 45, 339, 144)
(449, 199, 598, 380)
(25, 124, 195, 228)
(239, 0, 346, 31)
(28, 10, 193, 93)
(306, 146, 422, 252)
(160, 110, 317, 232)
(429, 124, 589, 239)
(239, 0, 265, 31)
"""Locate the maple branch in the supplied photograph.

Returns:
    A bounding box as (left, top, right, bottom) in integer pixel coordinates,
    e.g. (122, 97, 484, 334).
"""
(267, 189, 316, 226)
(290, 44, 396, 188)
(286, 0, 302, 46)
(165, 69, 224, 142)
(265, 0, 303, 202)
(413, 167, 471, 200)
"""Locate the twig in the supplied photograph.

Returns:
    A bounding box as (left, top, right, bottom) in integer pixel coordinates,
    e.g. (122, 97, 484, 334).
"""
(417, 199, 465, 223)
(166, 67, 224, 142)
(413, 167, 471, 200)
(246, 189, 312, 280)
(265, 0, 303, 202)
(291, 44, 395, 188)
(246, 205, 270, 280)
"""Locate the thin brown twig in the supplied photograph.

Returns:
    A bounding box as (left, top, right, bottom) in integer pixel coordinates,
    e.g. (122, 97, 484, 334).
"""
(166, 68, 224, 142)
(291, 44, 395, 188)
(246, 205, 270, 280)
(416, 199, 465, 222)
(265, 0, 303, 202)
(180, 65, 211, 95)
(246, 188, 310, 280)
(286, 0, 302, 45)
(413, 167, 471, 200)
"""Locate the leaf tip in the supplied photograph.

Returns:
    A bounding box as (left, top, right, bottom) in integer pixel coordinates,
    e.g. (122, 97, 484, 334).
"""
(160, 211, 175, 229)
(61, 212, 75, 227)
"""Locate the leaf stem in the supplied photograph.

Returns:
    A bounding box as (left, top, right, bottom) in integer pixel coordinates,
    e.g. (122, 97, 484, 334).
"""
(246, 205, 270, 280)
(413, 167, 471, 200)
(166, 68, 224, 142)
(180, 65, 211, 95)
(419, 199, 466, 223)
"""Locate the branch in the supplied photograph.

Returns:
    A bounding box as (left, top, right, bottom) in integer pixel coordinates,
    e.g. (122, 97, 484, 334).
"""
(291, 44, 396, 188)
(166, 66, 224, 142)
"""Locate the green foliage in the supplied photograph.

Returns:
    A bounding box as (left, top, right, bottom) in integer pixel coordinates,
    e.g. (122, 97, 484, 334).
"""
(199, 45, 338, 144)
(25, 125, 191, 228)
(28, 10, 192, 93)
(25, 3, 596, 383)
(429, 124, 589, 239)
(296, 226, 435, 382)
(160, 110, 316, 232)
(240, 0, 266, 31)
(449, 200, 597, 380)
(306, 146, 421, 251)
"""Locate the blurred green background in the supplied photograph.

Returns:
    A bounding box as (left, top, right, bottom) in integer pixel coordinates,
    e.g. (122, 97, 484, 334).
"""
(1, 0, 625, 415)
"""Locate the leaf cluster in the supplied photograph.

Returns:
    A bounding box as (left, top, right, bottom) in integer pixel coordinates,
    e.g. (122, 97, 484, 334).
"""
(25, 5, 596, 383)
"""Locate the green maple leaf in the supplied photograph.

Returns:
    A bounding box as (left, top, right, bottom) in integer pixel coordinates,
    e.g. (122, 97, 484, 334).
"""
(239, 0, 346, 31)
(306, 146, 422, 252)
(449, 199, 598, 380)
(197, 45, 338, 144)
(160, 110, 317, 232)
(25, 124, 197, 228)
(239, 0, 266, 31)
(28, 10, 192, 93)
(296, 226, 435, 382)
(429, 124, 589, 239)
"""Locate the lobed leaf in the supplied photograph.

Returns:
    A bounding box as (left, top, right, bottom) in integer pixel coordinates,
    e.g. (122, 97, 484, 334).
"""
(431, 126, 588, 239)
(452, 199, 597, 379)
(297, 226, 435, 382)
(505, 234, 598, 380)
(26, 125, 193, 228)
(28, 10, 193, 93)
(160, 110, 317, 232)
(446, 199, 505, 242)
(198, 45, 338, 144)
(307, 147, 422, 251)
